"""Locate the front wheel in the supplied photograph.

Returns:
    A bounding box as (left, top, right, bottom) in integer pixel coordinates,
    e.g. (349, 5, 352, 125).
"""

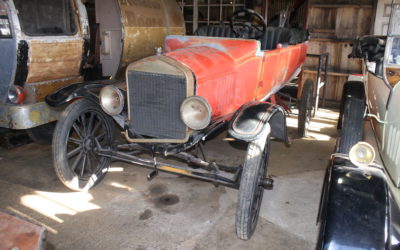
(236, 124, 271, 240)
(52, 99, 115, 191)
(298, 79, 314, 137)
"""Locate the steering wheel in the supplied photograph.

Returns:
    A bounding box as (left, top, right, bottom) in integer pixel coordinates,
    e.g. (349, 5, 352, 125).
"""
(230, 9, 267, 39)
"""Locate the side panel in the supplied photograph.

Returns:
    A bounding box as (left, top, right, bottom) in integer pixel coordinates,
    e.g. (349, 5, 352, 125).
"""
(256, 51, 279, 99)
(25, 40, 83, 83)
(96, 0, 122, 77)
(366, 73, 391, 146)
(0, 1, 16, 103)
(382, 84, 400, 186)
(118, 0, 184, 71)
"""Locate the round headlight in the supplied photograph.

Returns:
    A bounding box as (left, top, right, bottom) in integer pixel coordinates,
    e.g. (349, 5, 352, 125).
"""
(99, 85, 124, 116)
(180, 96, 212, 130)
(8, 85, 25, 104)
(349, 142, 375, 167)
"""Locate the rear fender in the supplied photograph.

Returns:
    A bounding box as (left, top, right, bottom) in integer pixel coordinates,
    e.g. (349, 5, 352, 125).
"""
(45, 82, 108, 107)
(228, 101, 288, 143)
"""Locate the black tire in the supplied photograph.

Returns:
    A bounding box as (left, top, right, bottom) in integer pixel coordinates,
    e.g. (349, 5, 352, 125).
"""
(27, 122, 56, 145)
(52, 99, 115, 191)
(298, 79, 314, 137)
(338, 98, 365, 154)
(236, 125, 271, 240)
(337, 81, 365, 130)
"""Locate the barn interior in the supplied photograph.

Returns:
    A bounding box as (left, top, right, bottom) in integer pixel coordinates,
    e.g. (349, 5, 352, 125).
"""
(0, 0, 398, 249)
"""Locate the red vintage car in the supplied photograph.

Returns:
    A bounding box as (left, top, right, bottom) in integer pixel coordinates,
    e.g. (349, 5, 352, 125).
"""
(46, 9, 310, 240)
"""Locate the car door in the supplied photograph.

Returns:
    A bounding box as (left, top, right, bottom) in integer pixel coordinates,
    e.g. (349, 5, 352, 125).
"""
(0, 1, 16, 103)
(11, 0, 85, 89)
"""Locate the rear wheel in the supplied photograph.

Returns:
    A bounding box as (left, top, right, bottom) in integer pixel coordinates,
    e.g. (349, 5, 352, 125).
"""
(338, 98, 365, 154)
(337, 81, 365, 129)
(298, 79, 314, 137)
(236, 124, 271, 240)
(52, 99, 114, 191)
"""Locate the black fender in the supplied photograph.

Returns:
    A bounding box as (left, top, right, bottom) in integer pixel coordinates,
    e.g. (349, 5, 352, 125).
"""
(228, 101, 289, 143)
(45, 81, 113, 107)
(317, 156, 391, 249)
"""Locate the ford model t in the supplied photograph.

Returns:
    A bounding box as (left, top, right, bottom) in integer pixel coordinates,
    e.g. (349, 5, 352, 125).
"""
(317, 3, 400, 249)
(46, 9, 310, 239)
(0, 0, 184, 144)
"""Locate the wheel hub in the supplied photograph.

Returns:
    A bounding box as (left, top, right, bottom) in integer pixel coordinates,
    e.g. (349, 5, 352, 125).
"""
(83, 137, 95, 151)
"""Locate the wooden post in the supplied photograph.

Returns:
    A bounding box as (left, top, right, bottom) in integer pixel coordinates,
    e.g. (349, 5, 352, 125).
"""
(193, 0, 198, 32)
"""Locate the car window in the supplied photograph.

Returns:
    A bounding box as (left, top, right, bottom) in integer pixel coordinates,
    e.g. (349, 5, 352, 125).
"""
(0, 2, 11, 38)
(13, 0, 77, 36)
(389, 37, 400, 66)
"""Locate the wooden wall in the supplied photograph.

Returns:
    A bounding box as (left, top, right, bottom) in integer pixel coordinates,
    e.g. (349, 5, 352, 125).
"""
(303, 0, 374, 103)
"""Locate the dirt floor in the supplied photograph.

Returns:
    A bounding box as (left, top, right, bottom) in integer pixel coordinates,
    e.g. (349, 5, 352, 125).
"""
(0, 108, 338, 250)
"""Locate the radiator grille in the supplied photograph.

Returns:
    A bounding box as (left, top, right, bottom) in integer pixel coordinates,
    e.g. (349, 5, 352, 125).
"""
(127, 71, 187, 139)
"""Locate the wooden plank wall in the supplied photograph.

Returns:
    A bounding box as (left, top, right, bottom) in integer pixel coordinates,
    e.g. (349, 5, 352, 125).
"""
(303, 0, 374, 103)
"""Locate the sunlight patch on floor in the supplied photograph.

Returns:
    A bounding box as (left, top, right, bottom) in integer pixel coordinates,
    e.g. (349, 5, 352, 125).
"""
(287, 108, 337, 141)
(20, 191, 100, 223)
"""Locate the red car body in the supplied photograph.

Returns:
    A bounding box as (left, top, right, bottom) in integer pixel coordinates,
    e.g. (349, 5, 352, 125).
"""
(165, 35, 308, 119)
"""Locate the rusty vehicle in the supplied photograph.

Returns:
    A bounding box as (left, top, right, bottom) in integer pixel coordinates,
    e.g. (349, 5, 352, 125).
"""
(0, 0, 184, 144)
(317, 3, 400, 249)
(46, 9, 310, 240)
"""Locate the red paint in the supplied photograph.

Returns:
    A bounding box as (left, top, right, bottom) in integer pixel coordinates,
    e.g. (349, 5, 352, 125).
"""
(165, 35, 307, 120)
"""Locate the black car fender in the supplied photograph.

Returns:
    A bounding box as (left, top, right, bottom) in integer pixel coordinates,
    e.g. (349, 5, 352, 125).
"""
(45, 81, 117, 107)
(228, 101, 288, 143)
(317, 156, 391, 249)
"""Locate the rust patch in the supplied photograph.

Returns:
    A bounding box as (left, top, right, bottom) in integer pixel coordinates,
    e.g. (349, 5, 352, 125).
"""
(26, 40, 83, 83)
(119, 0, 185, 69)
(24, 76, 83, 103)
(0, 211, 46, 250)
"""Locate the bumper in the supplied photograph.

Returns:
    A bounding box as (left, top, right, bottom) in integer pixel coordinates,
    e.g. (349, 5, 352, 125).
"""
(0, 102, 62, 129)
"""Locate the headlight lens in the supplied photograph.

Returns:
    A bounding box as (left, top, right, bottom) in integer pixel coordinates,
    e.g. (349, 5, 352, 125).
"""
(99, 85, 124, 116)
(349, 142, 375, 167)
(180, 96, 212, 130)
(8, 85, 25, 104)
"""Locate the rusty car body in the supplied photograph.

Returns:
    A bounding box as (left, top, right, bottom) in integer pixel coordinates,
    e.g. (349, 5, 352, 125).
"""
(0, 0, 184, 143)
(46, 9, 310, 240)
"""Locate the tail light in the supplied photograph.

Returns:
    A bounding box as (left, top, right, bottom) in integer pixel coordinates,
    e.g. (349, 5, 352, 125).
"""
(8, 85, 26, 104)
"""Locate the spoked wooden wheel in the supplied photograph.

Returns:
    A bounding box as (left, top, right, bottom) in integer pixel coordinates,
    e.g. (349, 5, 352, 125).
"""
(298, 79, 314, 137)
(52, 99, 115, 191)
(236, 124, 271, 240)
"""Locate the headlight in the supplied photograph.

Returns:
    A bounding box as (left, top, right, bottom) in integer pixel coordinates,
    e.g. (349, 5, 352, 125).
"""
(349, 142, 375, 167)
(99, 85, 124, 116)
(8, 85, 25, 104)
(180, 96, 212, 130)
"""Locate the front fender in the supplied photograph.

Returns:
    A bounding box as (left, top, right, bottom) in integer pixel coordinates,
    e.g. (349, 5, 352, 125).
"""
(317, 156, 389, 249)
(228, 101, 288, 143)
(45, 81, 112, 107)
